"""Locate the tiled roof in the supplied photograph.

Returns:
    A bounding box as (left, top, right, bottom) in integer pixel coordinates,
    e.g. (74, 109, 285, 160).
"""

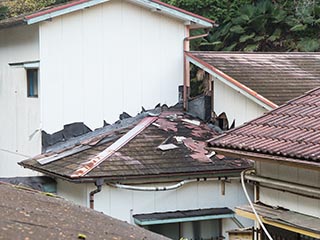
(20, 108, 251, 182)
(0, 182, 168, 239)
(208, 88, 320, 166)
(188, 51, 320, 106)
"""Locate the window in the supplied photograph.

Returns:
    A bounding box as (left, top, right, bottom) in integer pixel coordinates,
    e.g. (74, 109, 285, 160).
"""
(27, 69, 38, 97)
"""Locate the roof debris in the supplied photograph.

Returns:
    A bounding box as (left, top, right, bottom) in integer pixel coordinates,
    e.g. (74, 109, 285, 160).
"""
(70, 117, 157, 178)
(182, 118, 201, 126)
(20, 106, 252, 182)
(182, 138, 212, 163)
(158, 144, 179, 151)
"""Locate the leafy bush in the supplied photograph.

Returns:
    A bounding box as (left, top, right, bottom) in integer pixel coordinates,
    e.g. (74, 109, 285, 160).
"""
(0, 0, 69, 18)
(165, 0, 320, 52)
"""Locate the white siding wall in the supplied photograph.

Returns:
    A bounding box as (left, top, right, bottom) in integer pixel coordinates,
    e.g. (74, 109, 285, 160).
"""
(213, 79, 267, 127)
(0, 25, 41, 177)
(39, 0, 185, 134)
(57, 179, 253, 239)
(256, 161, 320, 218)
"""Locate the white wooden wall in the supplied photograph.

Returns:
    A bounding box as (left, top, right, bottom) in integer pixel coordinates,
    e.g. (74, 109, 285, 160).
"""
(39, 0, 185, 134)
(56, 179, 253, 239)
(0, 25, 41, 177)
(256, 161, 320, 218)
(213, 79, 267, 127)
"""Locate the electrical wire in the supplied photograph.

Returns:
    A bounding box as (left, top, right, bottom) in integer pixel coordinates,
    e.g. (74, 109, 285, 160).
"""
(241, 169, 273, 240)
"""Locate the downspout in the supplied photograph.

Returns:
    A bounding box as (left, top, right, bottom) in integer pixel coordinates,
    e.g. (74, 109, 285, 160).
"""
(245, 172, 320, 196)
(183, 28, 211, 110)
(89, 178, 104, 209)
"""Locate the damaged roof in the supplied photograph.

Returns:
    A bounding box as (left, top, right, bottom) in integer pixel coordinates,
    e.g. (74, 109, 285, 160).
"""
(0, 0, 214, 29)
(187, 51, 320, 107)
(0, 182, 168, 240)
(209, 87, 320, 169)
(20, 107, 251, 182)
(236, 203, 320, 238)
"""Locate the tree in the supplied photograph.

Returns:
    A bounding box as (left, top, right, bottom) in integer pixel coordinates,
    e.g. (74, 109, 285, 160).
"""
(164, 0, 320, 52)
(1, 0, 69, 18)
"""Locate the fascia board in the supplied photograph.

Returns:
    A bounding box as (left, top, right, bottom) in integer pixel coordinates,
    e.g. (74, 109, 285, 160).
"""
(26, 0, 111, 25)
(26, 0, 212, 28)
(131, 0, 213, 28)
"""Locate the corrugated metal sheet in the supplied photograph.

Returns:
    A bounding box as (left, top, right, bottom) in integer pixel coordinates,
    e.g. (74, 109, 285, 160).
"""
(189, 51, 320, 106)
(209, 87, 320, 163)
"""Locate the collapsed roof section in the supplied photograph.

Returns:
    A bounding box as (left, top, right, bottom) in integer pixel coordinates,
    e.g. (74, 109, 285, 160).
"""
(20, 107, 252, 182)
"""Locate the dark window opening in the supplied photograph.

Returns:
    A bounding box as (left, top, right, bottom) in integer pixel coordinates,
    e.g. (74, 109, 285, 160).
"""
(27, 69, 38, 98)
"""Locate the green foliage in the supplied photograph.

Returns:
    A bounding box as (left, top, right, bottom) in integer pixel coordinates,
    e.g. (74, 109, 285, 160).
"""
(0, 5, 8, 20)
(165, 0, 320, 52)
(0, 0, 69, 18)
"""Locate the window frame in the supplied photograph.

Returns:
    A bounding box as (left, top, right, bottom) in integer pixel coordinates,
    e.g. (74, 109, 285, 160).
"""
(26, 68, 39, 98)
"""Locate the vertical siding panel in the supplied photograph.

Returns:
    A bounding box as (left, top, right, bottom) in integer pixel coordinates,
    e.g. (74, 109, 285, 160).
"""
(102, 1, 124, 124)
(140, 10, 162, 109)
(259, 163, 320, 218)
(214, 78, 267, 126)
(61, 13, 84, 125)
(82, 5, 104, 128)
(122, 2, 143, 116)
(40, 1, 185, 132)
(154, 190, 178, 212)
(0, 25, 40, 176)
(40, 18, 64, 133)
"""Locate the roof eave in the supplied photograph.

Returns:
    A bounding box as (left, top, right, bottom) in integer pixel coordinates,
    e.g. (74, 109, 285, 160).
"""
(25, 0, 213, 28)
(19, 161, 248, 183)
(186, 52, 278, 110)
(211, 147, 320, 171)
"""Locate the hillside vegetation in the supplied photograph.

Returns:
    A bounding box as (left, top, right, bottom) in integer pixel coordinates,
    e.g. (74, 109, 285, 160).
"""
(0, 0, 319, 51)
(164, 0, 320, 51)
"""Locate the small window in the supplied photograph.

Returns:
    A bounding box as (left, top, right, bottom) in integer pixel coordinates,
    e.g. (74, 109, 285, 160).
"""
(27, 69, 38, 97)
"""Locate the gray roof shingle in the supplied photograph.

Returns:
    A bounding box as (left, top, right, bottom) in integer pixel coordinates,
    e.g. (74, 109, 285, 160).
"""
(188, 51, 320, 106)
(20, 108, 251, 182)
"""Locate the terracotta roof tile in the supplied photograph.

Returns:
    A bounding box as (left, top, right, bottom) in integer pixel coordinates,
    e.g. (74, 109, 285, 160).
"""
(209, 87, 320, 164)
(188, 52, 320, 105)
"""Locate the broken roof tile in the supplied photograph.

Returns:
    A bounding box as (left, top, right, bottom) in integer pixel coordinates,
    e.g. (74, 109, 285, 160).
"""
(20, 108, 252, 182)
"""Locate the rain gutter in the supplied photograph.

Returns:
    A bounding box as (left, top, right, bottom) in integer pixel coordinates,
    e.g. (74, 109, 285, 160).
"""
(211, 148, 320, 171)
(245, 172, 320, 197)
(134, 213, 234, 226)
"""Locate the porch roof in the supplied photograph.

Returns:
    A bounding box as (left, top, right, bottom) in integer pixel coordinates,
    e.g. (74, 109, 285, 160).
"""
(236, 203, 320, 238)
(133, 207, 234, 226)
